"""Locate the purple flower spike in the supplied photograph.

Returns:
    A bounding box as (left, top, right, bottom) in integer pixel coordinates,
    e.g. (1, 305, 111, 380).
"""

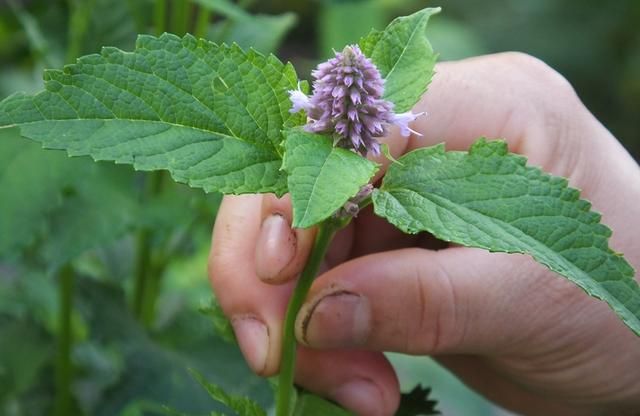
(288, 44, 425, 156)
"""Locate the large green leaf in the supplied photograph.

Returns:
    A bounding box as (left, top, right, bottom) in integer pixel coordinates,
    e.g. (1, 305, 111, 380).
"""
(0, 128, 91, 257)
(73, 279, 271, 416)
(373, 139, 640, 335)
(360, 8, 439, 113)
(42, 163, 139, 269)
(283, 129, 378, 228)
(0, 34, 304, 195)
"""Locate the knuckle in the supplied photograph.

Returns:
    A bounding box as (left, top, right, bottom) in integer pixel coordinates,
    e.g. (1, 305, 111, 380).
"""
(496, 51, 579, 105)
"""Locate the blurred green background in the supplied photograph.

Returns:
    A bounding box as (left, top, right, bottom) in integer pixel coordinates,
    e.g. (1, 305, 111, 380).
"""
(0, 0, 637, 415)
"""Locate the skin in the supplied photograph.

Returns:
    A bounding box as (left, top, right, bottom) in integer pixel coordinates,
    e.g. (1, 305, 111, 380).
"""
(208, 52, 640, 416)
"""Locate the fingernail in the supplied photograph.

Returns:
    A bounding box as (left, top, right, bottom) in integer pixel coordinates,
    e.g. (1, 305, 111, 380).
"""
(298, 290, 371, 348)
(255, 214, 296, 281)
(231, 317, 269, 374)
(332, 378, 384, 416)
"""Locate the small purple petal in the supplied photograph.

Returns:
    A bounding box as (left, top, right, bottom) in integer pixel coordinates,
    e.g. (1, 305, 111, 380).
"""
(391, 111, 426, 137)
(288, 88, 312, 113)
(344, 75, 353, 87)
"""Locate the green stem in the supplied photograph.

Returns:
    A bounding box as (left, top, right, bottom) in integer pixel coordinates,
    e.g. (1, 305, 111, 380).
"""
(194, 6, 211, 39)
(154, 0, 166, 36)
(54, 264, 75, 416)
(275, 220, 341, 416)
(172, 0, 190, 35)
(65, 0, 94, 64)
(131, 171, 164, 321)
(132, 227, 152, 318)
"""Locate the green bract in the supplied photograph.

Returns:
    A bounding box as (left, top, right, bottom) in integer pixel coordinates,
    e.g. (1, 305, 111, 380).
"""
(283, 129, 378, 228)
(360, 8, 439, 113)
(373, 139, 640, 335)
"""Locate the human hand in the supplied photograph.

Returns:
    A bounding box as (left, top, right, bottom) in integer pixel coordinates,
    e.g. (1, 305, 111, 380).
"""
(208, 52, 640, 416)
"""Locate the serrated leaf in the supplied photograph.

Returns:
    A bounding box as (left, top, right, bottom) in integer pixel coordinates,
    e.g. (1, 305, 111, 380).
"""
(189, 369, 266, 416)
(0, 34, 305, 195)
(359, 8, 439, 113)
(200, 297, 236, 344)
(396, 385, 440, 416)
(292, 391, 353, 416)
(373, 138, 640, 335)
(283, 129, 378, 228)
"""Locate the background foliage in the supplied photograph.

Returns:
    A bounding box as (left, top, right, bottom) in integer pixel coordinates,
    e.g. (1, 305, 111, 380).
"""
(0, 0, 637, 415)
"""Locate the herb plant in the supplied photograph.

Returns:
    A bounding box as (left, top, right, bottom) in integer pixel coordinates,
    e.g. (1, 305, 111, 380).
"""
(1, 5, 639, 416)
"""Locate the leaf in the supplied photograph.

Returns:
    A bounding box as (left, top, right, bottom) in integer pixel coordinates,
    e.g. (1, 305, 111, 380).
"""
(359, 8, 439, 113)
(73, 279, 272, 416)
(209, 13, 297, 55)
(0, 127, 91, 257)
(283, 129, 378, 228)
(200, 297, 236, 344)
(318, 0, 385, 59)
(189, 369, 266, 416)
(396, 385, 440, 416)
(194, 0, 297, 55)
(191, 0, 247, 21)
(0, 126, 139, 267)
(0, 33, 305, 196)
(42, 163, 139, 269)
(0, 317, 52, 401)
(292, 391, 353, 416)
(373, 139, 640, 335)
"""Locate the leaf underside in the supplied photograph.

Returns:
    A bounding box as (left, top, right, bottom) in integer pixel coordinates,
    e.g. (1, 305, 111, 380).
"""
(0, 34, 305, 195)
(360, 7, 440, 113)
(373, 139, 640, 336)
(283, 130, 378, 228)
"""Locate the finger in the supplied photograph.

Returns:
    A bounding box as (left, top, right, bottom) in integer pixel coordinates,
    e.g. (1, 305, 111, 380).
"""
(295, 348, 400, 416)
(255, 194, 360, 282)
(209, 195, 292, 376)
(435, 356, 587, 416)
(255, 194, 316, 283)
(295, 247, 586, 355)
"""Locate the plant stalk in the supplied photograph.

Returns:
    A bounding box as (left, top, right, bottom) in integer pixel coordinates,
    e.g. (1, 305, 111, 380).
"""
(172, 0, 190, 35)
(275, 220, 340, 416)
(154, 0, 166, 36)
(194, 6, 211, 39)
(131, 171, 164, 321)
(53, 264, 75, 416)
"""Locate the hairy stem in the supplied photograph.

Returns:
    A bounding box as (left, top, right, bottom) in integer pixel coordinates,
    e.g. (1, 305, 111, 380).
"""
(275, 220, 341, 416)
(54, 264, 75, 416)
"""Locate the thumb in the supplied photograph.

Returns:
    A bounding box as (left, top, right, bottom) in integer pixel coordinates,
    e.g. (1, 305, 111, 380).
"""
(295, 246, 570, 355)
